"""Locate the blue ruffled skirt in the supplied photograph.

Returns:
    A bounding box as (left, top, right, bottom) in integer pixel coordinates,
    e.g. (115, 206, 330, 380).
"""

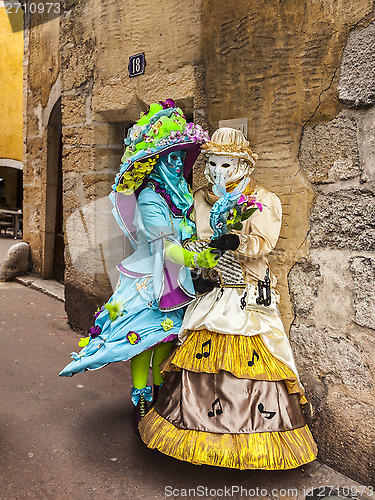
(59, 272, 184, 377)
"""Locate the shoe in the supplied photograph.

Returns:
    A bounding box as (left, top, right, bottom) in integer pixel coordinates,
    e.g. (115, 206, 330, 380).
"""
(132, 394, 148, 436)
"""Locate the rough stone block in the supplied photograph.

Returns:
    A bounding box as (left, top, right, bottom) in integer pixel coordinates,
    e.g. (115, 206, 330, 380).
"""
(92, 122, 124, 146)
(310, 189, 375, 251)
(0, 242, 30, 281)
(28, 17, 60, 108)
(92, 146, 122, 172)
(82, 172, 114, 200)
(64, 281, 110, 333)
(60, 38, 95, 92)
(338, 21, 375, 107)
(290, 324, 372, 391)
(299, 111, 360, 184)
(26, 111, 41, 139)
(304, 249, 356, 330)
(288, 259, 322, 318)
(63, 147, 92, 173)
(62, 172, 84, 202)
(359, 106, 375, 183)
(23, 206, 42, 234)
(349, 256, 375, 330)
(26, 137, 44, 158)
(63, 125, 93, 147)
(311, 391, 375, 485)
(63, 122, 124, 148)
(62, 95, 86, 126)
(22, 185, 44, 208)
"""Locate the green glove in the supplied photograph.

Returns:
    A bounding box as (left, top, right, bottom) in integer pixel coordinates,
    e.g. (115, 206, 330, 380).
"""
(165, 242, 219, 269)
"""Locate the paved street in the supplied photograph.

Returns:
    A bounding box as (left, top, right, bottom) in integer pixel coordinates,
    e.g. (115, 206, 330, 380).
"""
(0, 240, 371, 500)
(0, 236, 15, 262)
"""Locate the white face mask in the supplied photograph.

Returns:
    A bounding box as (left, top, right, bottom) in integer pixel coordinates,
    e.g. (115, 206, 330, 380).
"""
(204, 154, 252, 186)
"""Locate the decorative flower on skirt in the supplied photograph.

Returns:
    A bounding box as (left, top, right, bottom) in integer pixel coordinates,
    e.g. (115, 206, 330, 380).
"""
(161, 318, 174, 331)
(126, 331, 140, 345)
(105, 301, 122, 321)
(90, 325, 102, 339)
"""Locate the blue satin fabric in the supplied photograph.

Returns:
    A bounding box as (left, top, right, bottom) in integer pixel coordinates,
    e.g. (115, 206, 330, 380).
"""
(130, 386, 153, 406)
(59, 186, 195, 377)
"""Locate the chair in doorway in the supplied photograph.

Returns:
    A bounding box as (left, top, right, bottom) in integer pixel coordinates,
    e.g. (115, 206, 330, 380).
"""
(0, 213, 13, 237)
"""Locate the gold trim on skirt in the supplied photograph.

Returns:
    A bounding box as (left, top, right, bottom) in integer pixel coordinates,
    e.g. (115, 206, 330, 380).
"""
(162, 329, 306, 403)
(139, 409, 318, 470)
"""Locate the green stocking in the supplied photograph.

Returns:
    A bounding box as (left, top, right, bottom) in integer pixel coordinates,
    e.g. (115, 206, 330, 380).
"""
(152, 341, 174, 385)
(131, 348, 153, 389)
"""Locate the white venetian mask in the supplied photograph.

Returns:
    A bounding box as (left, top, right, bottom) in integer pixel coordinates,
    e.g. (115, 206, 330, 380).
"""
(204, 154, 253, 186)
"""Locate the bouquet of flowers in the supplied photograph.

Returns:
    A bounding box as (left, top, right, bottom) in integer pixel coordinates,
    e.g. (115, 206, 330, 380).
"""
(226, 194, 263, 232)
(209, 178, 263, 240)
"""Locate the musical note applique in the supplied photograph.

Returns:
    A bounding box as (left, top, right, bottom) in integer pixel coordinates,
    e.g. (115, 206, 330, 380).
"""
(257, 403, 276, 419)
(196, 339, 211, 359)
(240, 291, 247, 310)
(247, 349, 259, 367)
(208, 397, 223, 417)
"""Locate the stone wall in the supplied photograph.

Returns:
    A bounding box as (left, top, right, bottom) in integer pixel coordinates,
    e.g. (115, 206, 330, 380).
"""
(291, 20, 375, 484)
(23, 9, 60, 274)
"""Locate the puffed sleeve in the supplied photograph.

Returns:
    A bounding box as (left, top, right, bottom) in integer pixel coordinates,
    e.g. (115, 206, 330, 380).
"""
(137, 187, 195, 309)
(137, 188, 176, 243)
(234, 191, 282, 260)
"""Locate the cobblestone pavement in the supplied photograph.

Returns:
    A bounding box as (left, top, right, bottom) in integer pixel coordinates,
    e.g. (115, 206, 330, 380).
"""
(0, 276, 371, 499)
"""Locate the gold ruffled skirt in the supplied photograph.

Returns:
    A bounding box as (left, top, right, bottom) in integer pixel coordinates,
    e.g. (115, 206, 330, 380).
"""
(139, 329, 318, 470)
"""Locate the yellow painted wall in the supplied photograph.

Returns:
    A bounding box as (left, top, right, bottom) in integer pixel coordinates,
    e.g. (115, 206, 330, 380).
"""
(0, 7, 23, 162)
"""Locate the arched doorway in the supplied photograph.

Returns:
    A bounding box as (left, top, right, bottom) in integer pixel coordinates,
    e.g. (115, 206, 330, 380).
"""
(43, 97, 64, 282)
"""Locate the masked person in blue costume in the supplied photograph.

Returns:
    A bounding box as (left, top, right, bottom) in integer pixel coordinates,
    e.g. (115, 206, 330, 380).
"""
(59, 101, 218, 434)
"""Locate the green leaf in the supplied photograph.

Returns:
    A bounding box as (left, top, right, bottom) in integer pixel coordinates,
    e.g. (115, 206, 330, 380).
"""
(78, 337, 90, 347)
(230, 222, 243, 231)
(241, 208, 257, 221)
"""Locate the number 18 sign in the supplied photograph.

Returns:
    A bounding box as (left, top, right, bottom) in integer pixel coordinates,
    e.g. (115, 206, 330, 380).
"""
(128, 53, 146, 78)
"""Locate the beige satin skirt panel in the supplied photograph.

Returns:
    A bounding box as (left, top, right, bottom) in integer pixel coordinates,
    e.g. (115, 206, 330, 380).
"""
(156, 370, 306, 434)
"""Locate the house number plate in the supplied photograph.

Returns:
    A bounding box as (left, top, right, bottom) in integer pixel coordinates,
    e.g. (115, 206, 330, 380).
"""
(129, 53, 146, 77)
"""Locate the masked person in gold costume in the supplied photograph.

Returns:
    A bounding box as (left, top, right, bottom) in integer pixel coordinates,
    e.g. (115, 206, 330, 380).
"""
(139, 127, 318, 470)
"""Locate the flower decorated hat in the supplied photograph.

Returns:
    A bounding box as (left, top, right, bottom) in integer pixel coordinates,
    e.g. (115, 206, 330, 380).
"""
(114, 100, 209, 195)
(111, 100, 209, 248)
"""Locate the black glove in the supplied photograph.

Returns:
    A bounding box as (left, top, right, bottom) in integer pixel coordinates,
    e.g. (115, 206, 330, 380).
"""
(208, 233, 240, 252)
(190, 269, 216, 295)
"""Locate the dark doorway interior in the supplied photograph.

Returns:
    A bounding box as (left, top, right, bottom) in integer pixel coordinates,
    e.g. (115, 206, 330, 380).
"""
(45, 98, 64, 283)
(53, 129, 64, 282)
(0, 166, 23, 209)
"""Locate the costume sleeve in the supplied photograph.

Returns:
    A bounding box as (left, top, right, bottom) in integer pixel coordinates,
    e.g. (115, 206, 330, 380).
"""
(234, 191, 282, 260)
(137, 188, 177, 244)
(137, 187, 195, 309)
